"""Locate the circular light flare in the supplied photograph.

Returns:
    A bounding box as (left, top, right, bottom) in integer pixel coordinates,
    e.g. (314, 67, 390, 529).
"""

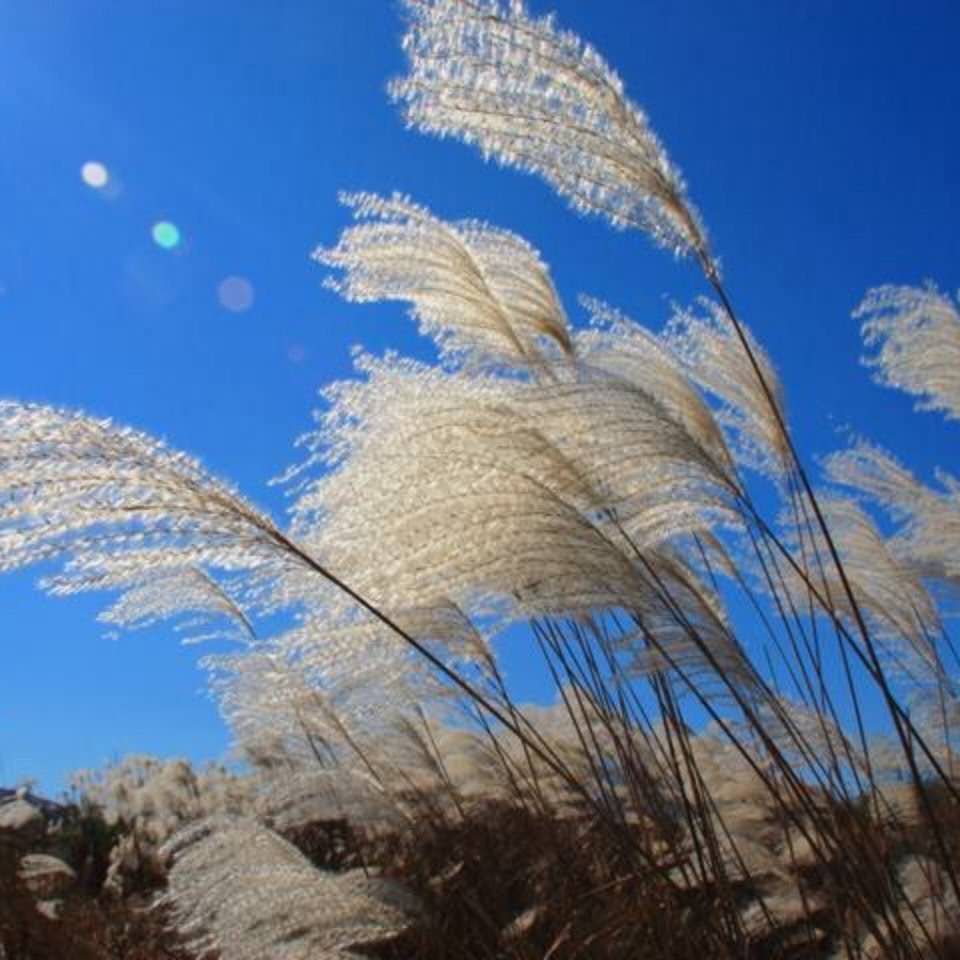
(217, 275, 255, 313)
(152, 221, 181, 250)
(81, 161, 109, 189)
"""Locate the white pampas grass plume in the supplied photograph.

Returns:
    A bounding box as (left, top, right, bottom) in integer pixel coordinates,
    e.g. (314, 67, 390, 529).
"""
(291, 352, 737, 620)
(782, 493, 943, 680)
(576, 297, 734, 475)
(0, 402, 388, 651)
(665, 299, 790, 476)
(858, 283, 960, 421)
(825, 443, 960, 592)
(0, 402, 298, 590)
(315, 192, 572, 370)
(161, 817, 417, 959)
(390, 0, 707, 257)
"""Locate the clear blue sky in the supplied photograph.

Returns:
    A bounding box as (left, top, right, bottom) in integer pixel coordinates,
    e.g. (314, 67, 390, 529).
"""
(1, 1, 957, 795)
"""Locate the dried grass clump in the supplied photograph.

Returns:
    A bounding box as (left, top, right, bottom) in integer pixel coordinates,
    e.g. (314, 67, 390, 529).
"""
(160, 817, 417, 960)
(70, 756, 257, 895)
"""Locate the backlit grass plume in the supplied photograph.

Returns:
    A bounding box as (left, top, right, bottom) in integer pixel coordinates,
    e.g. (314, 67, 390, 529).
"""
(0, 402, 291, 589)
(390, 0, 707, 258)
(290, 347, 740, 620)
(826, 442, 960, 593)
(315, 192, 573, 369)
(859, 283, 960, 421)
(161, 817, 417, 959)
(665, 299, 790, 477)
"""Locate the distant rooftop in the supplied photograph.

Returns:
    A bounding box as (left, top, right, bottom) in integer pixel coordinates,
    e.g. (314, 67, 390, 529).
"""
(0, 787, 65, 816)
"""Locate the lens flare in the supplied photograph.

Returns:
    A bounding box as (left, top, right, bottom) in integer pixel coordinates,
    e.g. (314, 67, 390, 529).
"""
(152, 221, 181, 250)
(81, 162, 109, 189)
(217, 276, 255, 313)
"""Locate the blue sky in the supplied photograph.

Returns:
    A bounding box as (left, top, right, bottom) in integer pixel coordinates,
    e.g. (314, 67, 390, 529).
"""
(1, 1, 957, 795)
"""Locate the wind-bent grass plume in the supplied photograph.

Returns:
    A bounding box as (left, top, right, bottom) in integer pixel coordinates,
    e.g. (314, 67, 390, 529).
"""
(825, 443, 960, 593)
(205, 600, 473, 826)
(95, 568, 256, 644)
(752, 696, 868, 781)
(290, 350, 739, 620)
(386, 3, 949, 827)
(576, 297, 734, 474)
(0, 402, 296, 588)
(161, 817, 417, 959)
(0, 402, 480, 727)
(624, 568, 755, 708)
(0, 398, 632, 829)
(315, 191, 572, 370)
(665, 299, 790, 477)
(781, 494, 944, 682)
(859, 283, 960, 421)
(386, 3, 959, 853)
(390, 0, 708, 258)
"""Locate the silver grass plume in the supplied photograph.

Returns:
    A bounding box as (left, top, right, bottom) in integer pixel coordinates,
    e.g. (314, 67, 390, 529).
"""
(161, 816, 417, 959)
(97, 568, 255, 644)
(752, 696, 869, 781)
(390, 0, 708, 258)
(624, 557, 755, 707)
(0, 402, 473, 751)
(315, 191, 572, 370)
(290, 351, 739, 620)
(858, 283, 960, 421)
(781, 493, 943, 682)
(825, 443, 960, 592)
(206, 602, 467, 826)
(665, 299, 790, 476)
(576, 297, 734, 474)
(0, 402, 305, 592)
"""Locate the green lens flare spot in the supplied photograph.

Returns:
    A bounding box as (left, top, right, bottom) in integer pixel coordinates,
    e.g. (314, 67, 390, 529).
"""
(152, 221, 181, 250)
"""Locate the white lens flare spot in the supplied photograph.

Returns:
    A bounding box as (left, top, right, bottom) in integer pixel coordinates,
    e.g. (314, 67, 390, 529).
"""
(287, 344, 307, 365)
(81, 161, 109, 189)
(217, 275, 255, 313)
(152, 221, 181, 250)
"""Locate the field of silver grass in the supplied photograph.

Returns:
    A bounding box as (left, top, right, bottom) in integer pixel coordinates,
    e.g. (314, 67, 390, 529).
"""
(3, 2, 960, 957)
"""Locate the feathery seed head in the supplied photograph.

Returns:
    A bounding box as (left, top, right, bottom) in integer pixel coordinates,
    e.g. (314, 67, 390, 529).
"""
(162, 817, 417, 959)
(576, 296, 734, 476)
(858, 283, 960, 421)
(315, 192, 572, 371)
(826, 443, 960, 592)
(290, 353, 737, 622)
(665, 300, 790, 477)
(391, 0, 708, 257)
